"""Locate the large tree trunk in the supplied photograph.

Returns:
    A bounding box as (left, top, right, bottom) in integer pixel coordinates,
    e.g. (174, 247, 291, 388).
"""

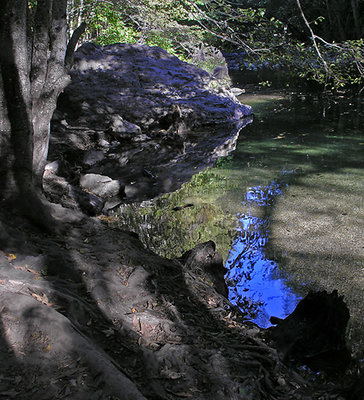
(0, 0, 35, 200)
(31, 0, 70, 187)
(0, 0, 84, 227)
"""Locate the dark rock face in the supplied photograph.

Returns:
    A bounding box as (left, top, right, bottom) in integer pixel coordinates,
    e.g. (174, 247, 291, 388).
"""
(48, 43, 253, 209)
(268, 290, 351, 374)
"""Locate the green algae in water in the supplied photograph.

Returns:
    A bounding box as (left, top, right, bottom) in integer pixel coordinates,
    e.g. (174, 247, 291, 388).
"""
(115, 169, 239, 260)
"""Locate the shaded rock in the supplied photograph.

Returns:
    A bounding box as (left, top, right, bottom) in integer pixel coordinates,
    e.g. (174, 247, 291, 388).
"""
(348, 371, 364, 400)
(212, 65, 229, 80)
(123, 179, 156, 201)
(83, 150, 105, 166)
(54, 42, 252, 133)
(157, 104, 184, 136)
(49, 42, 253, 204)
(102, 196, 124, 212)
(80, 173, 124, 199)
(43, 170, 104, 216)
(268, 290, 351, 374)
(180, 241, 228, 297)
(75, 188, 105, 216)
(108, 114, 142, 137)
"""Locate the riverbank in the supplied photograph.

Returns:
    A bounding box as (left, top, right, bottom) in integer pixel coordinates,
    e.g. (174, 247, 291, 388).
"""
(0, 202, 355, 399)
(0, 44, 361, 399)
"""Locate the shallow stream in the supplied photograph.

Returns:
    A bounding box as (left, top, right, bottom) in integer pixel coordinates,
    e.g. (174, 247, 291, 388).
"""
(115, 90, 364, 357)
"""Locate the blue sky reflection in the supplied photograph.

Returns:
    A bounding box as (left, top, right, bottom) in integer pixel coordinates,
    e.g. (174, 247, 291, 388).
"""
(225, 177, 301, 328)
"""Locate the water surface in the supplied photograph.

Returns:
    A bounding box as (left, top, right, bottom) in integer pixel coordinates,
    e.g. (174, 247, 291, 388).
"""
(115, 91, 364, 342)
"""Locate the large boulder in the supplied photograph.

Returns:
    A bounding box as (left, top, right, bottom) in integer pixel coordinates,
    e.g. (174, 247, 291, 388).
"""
(48, 43, 253, 204)
(57, 42, 252, 133)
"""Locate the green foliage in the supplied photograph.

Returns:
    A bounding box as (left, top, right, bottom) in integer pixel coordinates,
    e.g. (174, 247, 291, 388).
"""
(66, 0, 363, 91)
(67, 1, 140, 45)
(268, 38, 364, 90)
(92, 4, 140, 45)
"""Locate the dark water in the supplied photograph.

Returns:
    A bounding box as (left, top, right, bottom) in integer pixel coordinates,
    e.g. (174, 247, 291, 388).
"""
(116, 90, 364, 331)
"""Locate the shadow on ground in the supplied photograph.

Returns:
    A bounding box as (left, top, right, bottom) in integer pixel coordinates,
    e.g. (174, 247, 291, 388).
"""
(0, 200, 345, 399)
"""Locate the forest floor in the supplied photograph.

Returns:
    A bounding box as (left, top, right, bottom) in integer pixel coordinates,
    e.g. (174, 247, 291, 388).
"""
(0, 200, 357, 400)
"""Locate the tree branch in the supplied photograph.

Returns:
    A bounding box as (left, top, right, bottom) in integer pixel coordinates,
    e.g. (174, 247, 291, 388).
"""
(296, 0, 328, 74)
(65, 21, 87, 69)
(185, 0, 262, 54)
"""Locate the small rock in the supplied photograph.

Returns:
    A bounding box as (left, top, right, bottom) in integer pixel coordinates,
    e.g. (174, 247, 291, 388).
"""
(103, 196, 124, 212)
(44, 160, 60, 174)
(98, 139, 110, 148)
(80, 173, 123, 198)
(108, 115, 141, 136)
(230, 87, 245, 96)
(83, 150, 105, 166)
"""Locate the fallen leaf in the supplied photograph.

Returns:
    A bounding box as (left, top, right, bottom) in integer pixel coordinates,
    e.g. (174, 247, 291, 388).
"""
(13, 265, 41, 277)
(31, 292, 53, 306)
(27, 268, 40, 276)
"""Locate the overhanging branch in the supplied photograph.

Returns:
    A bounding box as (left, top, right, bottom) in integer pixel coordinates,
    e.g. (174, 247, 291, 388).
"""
(296, 0, 328, 74)
(65, 21, 87, 68)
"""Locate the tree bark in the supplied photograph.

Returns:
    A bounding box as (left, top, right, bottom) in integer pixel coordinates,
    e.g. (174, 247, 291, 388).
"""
(0, 0, 34, 199)
(0, 0, 84, 227)
(65, 22, 87, 68)
(32, 0, 70, 186)
(296, 0, 328, 73)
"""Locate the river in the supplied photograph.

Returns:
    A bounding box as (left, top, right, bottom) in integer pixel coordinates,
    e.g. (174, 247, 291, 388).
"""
(114, 89, 364, 360)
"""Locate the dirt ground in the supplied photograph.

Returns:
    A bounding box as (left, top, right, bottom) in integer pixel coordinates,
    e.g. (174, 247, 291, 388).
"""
(0, 199, 357, 399)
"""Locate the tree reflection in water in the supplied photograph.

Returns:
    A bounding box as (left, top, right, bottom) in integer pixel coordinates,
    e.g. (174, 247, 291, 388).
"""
(225, 174, 301, 328)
